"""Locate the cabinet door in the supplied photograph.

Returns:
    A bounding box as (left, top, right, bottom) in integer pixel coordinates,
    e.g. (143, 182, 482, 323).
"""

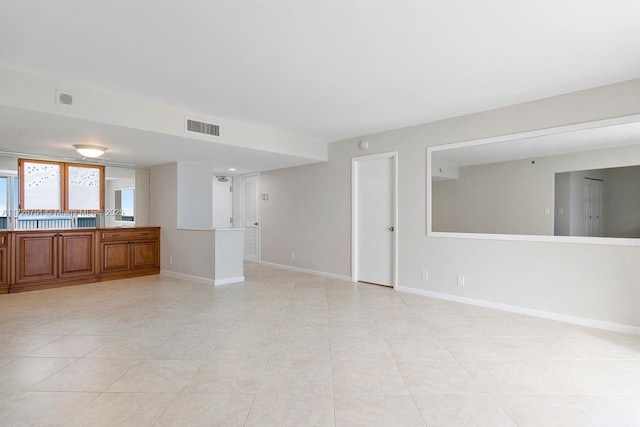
(131, 240, 158, 270)
(100, 242, 131, 273)
(58, 231, 97, 279)
(14, 233, 57, 285)
(0, 247, 8, 292)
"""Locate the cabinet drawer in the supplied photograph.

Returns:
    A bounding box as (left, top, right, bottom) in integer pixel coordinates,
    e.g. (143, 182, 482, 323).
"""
(100, 229, 157, 241)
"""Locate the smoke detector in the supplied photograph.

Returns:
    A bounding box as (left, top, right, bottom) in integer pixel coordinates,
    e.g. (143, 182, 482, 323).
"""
(56, 90, 73, 106)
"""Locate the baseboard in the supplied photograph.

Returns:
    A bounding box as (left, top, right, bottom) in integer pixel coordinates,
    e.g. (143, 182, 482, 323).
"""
(259, 261, 352, 282)
(396, 286, 640, 336)
(213, 276, 245, 286)
(160, 270, 214, 285)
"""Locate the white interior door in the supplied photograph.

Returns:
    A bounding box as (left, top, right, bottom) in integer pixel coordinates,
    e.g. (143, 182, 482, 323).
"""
(241, 174, 260, 262)
(353, 153, 397, 287)
(212, 176, 232, 229)
(584, 178, 604, 237)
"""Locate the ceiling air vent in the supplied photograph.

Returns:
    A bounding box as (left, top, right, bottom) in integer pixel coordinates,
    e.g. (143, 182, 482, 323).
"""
(186, 118, 220, 137)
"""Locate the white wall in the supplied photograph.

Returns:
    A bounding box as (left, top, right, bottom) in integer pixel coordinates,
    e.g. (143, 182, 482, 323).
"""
(177, 162, 214, 229)
(150, 162, 215, 280)
(0, 67, 327, 161)
(260, 77, 640, 328)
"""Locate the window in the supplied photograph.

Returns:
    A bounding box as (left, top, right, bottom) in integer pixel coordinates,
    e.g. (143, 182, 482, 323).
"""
(116, 188, 135, 222)
(67, 165, 103, 211)
(18, 159, 105, 213)
(19, 160, 63, 211)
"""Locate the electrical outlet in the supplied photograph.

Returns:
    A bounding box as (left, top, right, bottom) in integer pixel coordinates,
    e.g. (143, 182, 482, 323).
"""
(291, 251, 295, 259)
(421, 269, 429, 280)
(457, 275, 465, 287)
(169, 257, 173, 265)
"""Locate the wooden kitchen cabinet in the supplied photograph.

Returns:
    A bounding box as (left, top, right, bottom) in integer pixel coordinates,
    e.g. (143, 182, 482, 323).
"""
(101, 241, 131, 274)
(13, 231, 58, 288)
(11, 230, 98, 292)
(99, 227, 160, 279)
(58, 231, 98, 280)
(7, 227, 160, 293)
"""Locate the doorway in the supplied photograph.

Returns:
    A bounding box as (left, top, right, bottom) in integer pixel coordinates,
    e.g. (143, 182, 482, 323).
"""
(212, 176, 232, 229)
(240, 173, 260, 262)
(352, 152, 398, 288)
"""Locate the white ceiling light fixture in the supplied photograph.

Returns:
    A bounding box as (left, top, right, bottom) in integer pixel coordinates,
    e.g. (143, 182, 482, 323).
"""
(228, 168, 236, 171)
(73, 144, 108, 158)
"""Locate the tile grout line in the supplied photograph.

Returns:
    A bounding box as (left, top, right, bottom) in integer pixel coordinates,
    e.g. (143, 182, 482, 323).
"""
(440, 334, 521, 426)
(150, 358, 208, 426)
(239, 290, 291, 427)
(329, 283, 339, 427)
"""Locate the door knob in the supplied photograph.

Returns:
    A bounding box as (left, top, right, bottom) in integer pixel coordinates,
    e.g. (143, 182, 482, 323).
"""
(254, 222, 259, 226)
(388, 226, 395, 232)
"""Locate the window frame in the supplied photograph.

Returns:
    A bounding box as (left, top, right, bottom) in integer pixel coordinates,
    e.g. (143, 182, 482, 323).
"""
(64, 162, 105, 213)
(18, 158, 105, 214)
(18, 158, 65, 212)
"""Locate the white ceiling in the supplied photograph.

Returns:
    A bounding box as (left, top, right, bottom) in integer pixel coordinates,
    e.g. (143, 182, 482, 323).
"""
(433, 120, 640, 167)
(0, 106, 319, 173)
(1, 0, 640, 142)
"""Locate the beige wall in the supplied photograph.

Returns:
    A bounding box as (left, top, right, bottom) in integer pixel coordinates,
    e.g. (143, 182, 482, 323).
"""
(554, 172, 571, 236)
(261, 78, 640, 328)
(150, 162, 215, 280)
(0, 156, 17, 172)
(134, 169, 150, 226)
(260, 158, 351, 275)
(604, 166, 640, 238)
(433, 158, 552, 235)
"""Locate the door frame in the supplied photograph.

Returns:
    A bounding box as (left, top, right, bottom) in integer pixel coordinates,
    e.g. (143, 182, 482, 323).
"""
(240, 173, 260, 262)
(351, 151, 398, 289)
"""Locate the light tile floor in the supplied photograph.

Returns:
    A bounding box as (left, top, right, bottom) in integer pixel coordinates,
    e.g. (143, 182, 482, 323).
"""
(0, 262, 639, 426)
